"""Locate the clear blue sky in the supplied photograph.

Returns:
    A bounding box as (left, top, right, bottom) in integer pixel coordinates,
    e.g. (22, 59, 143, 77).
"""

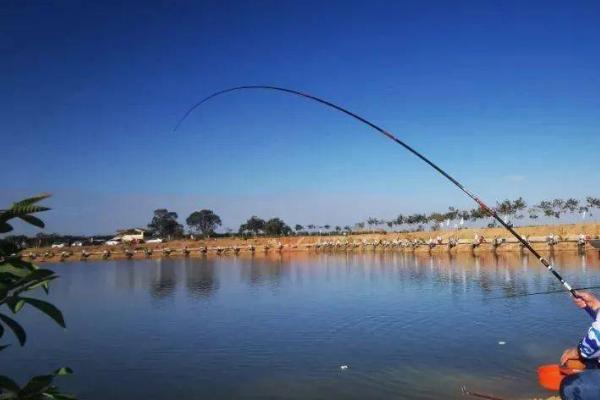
(2, 0, 599, 235)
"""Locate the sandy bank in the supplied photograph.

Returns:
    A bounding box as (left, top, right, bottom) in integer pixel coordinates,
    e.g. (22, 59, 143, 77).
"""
(21, 222, 600, 263)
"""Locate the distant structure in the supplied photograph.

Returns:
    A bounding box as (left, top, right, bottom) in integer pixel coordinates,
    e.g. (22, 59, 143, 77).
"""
(116, 228, 148, 243)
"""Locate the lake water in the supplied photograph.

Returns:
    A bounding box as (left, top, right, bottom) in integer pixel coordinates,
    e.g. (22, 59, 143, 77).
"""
(6, 251, 600, 399)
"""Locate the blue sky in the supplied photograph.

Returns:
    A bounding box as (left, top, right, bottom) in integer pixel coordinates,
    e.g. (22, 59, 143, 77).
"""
(1, 0, 599, 234)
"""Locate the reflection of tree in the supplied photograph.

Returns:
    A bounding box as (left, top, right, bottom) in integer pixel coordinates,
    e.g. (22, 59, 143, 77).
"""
(150, 260, 177, 299)
(241, 256, 287, 287)
(185, 259, 219, 298)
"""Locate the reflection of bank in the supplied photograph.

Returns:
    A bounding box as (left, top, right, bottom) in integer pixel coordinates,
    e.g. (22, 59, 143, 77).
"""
(240, 255, 287, 288)
(150, 259, 177, 299)
(134, 252, 600, 303)
(184, 259, 219, 298)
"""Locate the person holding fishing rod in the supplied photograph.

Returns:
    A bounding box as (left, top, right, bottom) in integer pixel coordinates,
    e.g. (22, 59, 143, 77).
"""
(559, 291, 600, 399)
(176, 85, 600, 400)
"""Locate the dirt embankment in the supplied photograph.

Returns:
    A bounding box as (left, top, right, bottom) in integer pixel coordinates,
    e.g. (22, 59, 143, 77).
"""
(23, 222, 600, 263)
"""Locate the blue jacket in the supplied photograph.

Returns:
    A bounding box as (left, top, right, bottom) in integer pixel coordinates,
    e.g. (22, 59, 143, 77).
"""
(579, 312, 600, 359)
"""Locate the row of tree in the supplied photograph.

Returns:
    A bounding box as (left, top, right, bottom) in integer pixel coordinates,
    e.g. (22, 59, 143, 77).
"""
(354, 196, 600, 232)
(147, 208, 223, 239)
(143, 196, 600, 239)
(10, 196, 598, 245)
(145, 209, 295, 239)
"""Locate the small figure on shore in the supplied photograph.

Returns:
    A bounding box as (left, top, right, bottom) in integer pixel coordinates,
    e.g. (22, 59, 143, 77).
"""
(472, 234, 485, 249)
(102, 250, 111, 259)
(448, 238, 458, 250)
(201, 246, 208, 255)
(578, 234, 587, 251)
(125, 249, 134, 259)
(144, 248, 153, 257)
(183, 246, 190, 257)
(559, 291, 600, 399)
(492, 237, 505, 249)
(547, 234, 560, 247)
(80, 250, 90, 260)
(427, 238, 435, 249)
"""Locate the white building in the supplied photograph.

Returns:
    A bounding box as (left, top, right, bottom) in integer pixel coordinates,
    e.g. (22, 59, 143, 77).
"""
(116, 228, 148, 243)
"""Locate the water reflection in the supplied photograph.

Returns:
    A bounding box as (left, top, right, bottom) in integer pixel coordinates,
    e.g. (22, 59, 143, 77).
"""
(240, 255, 289, 288)
(245, 251, 600, 301)
(10, 250, 600, 400)
(150, 260, 177, 299)
(184, 258, 219, 298)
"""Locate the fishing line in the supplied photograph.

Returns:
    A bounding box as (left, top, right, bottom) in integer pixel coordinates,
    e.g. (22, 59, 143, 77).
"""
(488, 285, 600, 300)
(175, 85, 594, 318)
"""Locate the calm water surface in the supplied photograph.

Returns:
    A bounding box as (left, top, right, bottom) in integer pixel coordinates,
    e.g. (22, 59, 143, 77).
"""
(7, 251, 600, 399)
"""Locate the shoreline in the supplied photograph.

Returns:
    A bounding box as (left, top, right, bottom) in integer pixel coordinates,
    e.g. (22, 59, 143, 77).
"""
(23, 222, 600, 264)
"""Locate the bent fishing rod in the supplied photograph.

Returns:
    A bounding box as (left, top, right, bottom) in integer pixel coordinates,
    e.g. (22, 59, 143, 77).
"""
(175, 85, 594, 318)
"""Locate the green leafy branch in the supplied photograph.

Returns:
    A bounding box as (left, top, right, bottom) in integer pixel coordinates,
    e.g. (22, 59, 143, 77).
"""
(0, 368, 74, 400)
(0, 194, 74, 399)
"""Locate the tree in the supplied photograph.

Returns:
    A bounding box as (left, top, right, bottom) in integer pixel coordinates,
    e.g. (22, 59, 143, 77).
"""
(186, 209, 222, 238)
(2, 235, 29, 250)
(366, 217, 378, 232)
(147, 209, 184, 239)
(512, 197, 527, 220)
(405, 214, 418, 229)
(496, 200, 512, 217)
(263, 218, 292, 236)
(428, 212, 445, 230)
(535, 200, 562, 219)
(528, 208, 539, 220)
(458, 210, 471, 225)
(496, 197, 527, 224)
(405, 214, 427, 231)
(563, 198, 580, 217)
(585, 197, 600, 213)
(470, 207, 487, 221)
(444, 207, 459, 224)
(294, 224, 304, 233)
(239, 216, 266, 235)
(0, 194, 73, 399)
(395, 214, 404, 226)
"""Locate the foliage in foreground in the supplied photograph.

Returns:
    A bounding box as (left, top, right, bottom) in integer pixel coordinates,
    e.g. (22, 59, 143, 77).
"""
(0, 194, 74, 399)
